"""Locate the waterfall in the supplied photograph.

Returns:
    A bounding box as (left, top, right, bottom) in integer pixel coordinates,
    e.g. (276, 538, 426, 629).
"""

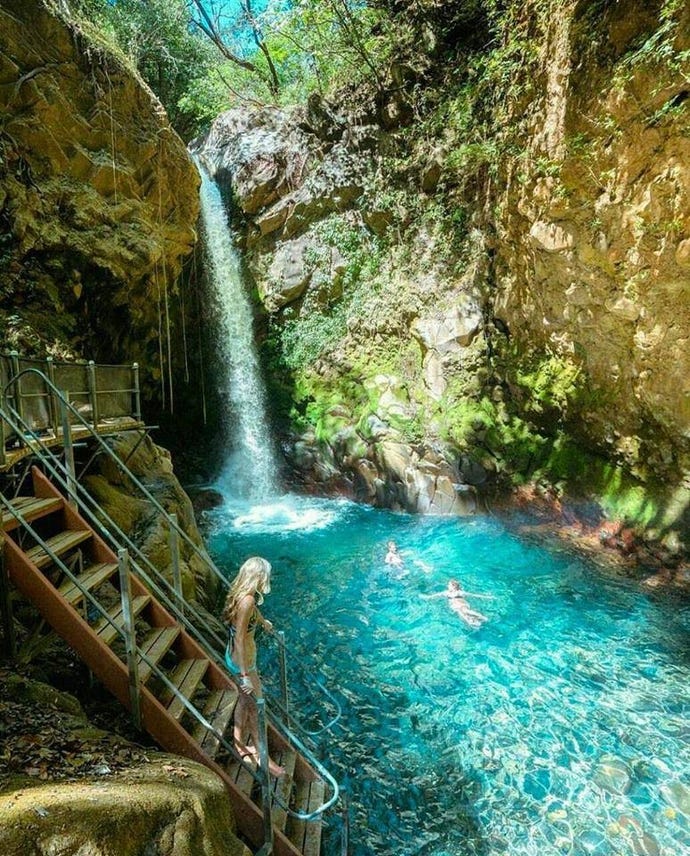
(197, 163, 279, 500)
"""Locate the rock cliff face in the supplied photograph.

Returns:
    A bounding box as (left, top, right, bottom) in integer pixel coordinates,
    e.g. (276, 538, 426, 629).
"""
(195, 101, 480, 516)
(84, 431, 220, 606)
(196, 1, 690, 547)
(0, 0, 199, 385)
(492, 0, 690, 522)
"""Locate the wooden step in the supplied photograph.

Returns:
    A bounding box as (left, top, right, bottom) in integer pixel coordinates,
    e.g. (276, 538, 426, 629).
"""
(25, 529, 92, 569)
(160, 658, 210, 720)
(191, 688, 238, 758)
(2, 496, 63, 531)
(93, 594, 151, 646)
(227, 753, 258, 797)
(137, 626, 181, 684)
(286, 778, 326, 856)
(59, 562, 118, 605)
(269, 747, 297, 831)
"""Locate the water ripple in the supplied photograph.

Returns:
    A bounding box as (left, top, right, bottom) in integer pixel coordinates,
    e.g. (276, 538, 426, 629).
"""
(206, 495, 690, 856)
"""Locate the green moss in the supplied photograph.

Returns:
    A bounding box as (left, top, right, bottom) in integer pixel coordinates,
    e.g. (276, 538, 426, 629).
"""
(515, 352, 583, 417)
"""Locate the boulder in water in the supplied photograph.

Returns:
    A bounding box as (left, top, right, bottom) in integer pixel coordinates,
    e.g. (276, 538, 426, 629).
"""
(593, 754, 632, 795)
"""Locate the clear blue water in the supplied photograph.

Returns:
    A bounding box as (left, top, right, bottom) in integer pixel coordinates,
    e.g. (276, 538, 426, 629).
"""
(205, 493, 690, 856)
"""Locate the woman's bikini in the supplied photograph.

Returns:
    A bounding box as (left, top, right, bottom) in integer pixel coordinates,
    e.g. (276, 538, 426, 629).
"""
(225, 607, 258, 675)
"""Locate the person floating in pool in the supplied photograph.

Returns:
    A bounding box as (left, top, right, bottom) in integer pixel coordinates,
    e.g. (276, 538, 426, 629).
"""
(222, 556, 285, 778)
(424, 579, 489, 629)
(384, 540, 408, 578)
(385, 540, 404, 568)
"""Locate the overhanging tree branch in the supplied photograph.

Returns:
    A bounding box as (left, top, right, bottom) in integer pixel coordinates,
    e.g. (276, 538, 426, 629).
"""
(243, 0, 280, 97)
(188, 0, 258, 73)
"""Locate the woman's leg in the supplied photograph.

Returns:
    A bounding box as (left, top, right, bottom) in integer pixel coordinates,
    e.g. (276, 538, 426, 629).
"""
(242, 671, 286, 778)
(233, 692, 252, 754)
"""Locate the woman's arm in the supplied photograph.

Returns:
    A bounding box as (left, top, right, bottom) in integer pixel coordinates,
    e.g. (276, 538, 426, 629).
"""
(255, 606, 274, 633)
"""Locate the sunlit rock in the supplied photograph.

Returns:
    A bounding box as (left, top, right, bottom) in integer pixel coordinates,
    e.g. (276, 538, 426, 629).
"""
(412, 302, 483, 353)
(0, 0, 198, 360)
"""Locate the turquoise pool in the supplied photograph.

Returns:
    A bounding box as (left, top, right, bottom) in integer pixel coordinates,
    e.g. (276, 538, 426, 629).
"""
(205, 493, 690, 856)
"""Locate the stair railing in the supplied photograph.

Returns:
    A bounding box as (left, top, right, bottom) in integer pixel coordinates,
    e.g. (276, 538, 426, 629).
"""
(265, 631, 342, 737)
(1, 401, 229, 656)
(2, 368, 341, 733)
(0, 496, 341, 842)
(1, 374, 344, 820)
(0, 496, 272, 843)
(1, 396, 342, 790)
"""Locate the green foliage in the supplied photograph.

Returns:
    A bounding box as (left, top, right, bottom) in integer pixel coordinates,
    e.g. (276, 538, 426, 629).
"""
(275, 217, 385, 372)
(258, 0, 393, 103)
(71, 0, 226, 137)
(289, 372, 366, 437)
(515, 352, 583, 417)
(431, 390, 545, 481)
(279, 306, 349, 371)
(612, 0, 690, 104)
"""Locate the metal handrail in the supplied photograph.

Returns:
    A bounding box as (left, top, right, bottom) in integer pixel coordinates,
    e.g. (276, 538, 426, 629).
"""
(3, 367, 342, 735)
(0, 495, 130, 649)
(0, 352, 141, 466)
(0, 380, 343, 822)
(2, 391, 343, 743)
(1, 401, 229, 656)
(1, 493, 340, 826)
(3, 368, 215, 579)
(266, 631, 342, 737)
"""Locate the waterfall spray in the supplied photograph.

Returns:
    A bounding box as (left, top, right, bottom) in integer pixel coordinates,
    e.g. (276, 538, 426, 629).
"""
(196, 163, 279, 500)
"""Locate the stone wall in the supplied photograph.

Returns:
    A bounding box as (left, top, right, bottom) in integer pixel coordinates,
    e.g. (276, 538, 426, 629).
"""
(0, 0, 199, 384)
(493, 0, 690, 499)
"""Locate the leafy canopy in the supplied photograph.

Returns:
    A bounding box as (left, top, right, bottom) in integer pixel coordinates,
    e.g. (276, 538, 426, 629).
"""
(70, 0, 397, 132)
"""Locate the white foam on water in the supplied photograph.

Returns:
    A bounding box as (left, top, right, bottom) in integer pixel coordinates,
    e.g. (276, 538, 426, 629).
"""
(217, 493, 352, 535)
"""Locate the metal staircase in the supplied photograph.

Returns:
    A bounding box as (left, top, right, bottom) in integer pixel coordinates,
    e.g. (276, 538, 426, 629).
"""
(0, 365, 344, 856)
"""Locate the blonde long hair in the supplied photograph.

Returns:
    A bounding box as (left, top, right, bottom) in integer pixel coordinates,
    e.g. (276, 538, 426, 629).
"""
(221, 556, 272, 624)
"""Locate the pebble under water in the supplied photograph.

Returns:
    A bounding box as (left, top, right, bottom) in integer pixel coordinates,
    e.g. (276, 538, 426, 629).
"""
(205, 493, 690, 856)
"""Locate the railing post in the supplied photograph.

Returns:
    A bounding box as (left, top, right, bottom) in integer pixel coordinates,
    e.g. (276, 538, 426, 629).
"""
(59, 391, 78, 509)
(9, 350, 22, 424)
(132, 362, 141, 422)
(118, 548, 141, 730)
(0, 388, 6, 467)
(169, 513, 184, 616)
(256, 697, 274, 856)
(87, 360, 99, 428)
(46, 357, 60, 438)
(277, 630, 290, 727)
(341, 788, 350, 856)
(0, 542, 16, 662)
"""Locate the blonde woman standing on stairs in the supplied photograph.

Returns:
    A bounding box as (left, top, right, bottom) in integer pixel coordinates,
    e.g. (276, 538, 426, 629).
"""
(222, 556, 285, 778)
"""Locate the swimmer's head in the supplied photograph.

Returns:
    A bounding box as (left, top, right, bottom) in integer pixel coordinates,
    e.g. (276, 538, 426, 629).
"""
(387, 541, 397, 551)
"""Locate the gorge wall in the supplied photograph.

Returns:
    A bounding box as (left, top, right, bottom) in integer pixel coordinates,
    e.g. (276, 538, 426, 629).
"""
(195, 0, 690, 550)
(0, 0, 199, 391)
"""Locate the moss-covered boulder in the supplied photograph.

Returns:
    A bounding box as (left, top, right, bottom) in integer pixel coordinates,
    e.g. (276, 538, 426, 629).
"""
(0, 757, 250, 856)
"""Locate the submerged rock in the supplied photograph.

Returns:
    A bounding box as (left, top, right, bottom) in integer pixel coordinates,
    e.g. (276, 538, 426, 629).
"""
(592, 754, 632, 795)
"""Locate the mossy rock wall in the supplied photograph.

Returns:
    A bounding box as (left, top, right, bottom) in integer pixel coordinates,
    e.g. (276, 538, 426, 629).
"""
(196, 2, 690, 548)
(0, 0, 199, 397)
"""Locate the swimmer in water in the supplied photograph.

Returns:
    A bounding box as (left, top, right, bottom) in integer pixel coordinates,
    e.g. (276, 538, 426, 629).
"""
(424, 579, 489, 629)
